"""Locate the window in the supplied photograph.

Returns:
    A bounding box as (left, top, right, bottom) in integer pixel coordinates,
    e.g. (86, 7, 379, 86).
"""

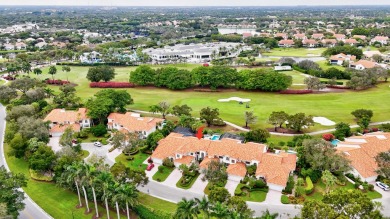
(231, 160, 236, 163)
(246, 161, 250, 165)
(218, 156, 223, 159)
(225, 157, 230, 161)
(190, 153, 194, 155)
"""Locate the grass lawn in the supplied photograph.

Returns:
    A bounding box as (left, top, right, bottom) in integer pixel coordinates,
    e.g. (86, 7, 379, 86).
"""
(81, 150, 90, 159)
(0, 80, 5, 85)
(281, 70, 307, 84)
(138, 193, 177, 213)
(305, 180, 382, 201)
(316, 60, 346, 71)
(30, 65, 390, 132)
(264, 48, 327, 57)
(115, 152, 149, 171)
(4, 142, 129, 219)
(234, 183, 267, 202)
(176, 172, 200, 189)
(152, 166, 175, 182)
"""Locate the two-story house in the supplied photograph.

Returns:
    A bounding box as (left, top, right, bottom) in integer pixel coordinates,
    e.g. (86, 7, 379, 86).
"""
(44, 108, 91, 137)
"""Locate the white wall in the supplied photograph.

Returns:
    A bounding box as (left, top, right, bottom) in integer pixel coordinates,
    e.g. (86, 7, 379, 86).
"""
(228, 175, 244, 182)
(268, 183, 284, 192)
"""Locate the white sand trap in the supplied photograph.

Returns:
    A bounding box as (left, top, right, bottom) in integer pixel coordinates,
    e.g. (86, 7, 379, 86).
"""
(218, 97, 251, 103)
(313, 117, 336, 126)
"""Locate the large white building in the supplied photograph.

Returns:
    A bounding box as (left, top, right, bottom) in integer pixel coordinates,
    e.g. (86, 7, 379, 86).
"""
(143, 42, 243, 63)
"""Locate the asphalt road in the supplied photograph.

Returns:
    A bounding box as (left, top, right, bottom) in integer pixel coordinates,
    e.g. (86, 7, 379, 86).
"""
(0, 104, 52, 219)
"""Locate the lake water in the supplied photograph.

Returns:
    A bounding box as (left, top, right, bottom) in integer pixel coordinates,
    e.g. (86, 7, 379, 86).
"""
(218, 28, 259, 35)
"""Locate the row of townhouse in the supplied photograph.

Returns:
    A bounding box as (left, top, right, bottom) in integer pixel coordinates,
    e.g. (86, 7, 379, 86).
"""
(336, 132, 390, 182)
(329, 52, 389, 70)
(44, 108, 164, 138)
(151, 132, 297, 192)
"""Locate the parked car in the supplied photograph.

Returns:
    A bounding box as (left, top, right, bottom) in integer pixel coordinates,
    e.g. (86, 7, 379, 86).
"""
(146, 163, 155, 171)
(376, 182, 389, 191)
(93, 142, 102, 147)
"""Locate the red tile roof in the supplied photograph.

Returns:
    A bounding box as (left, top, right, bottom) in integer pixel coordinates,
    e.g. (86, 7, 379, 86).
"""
(44, 108, 88, 124)
(108, 112, 164, 132)
(226, 162, 247, 177)
(336, 133, 390, 178)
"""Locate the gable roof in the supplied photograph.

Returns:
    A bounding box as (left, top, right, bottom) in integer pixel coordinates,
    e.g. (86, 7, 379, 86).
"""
(256, 152, 296, 187)
(279, 39, 294, 45)
(330, 53, 356, 61)
(336, 133, 390, 178)
(44, 108, 89, 123)
(108, 112, 164, 132)
(352, 60, 377, 69)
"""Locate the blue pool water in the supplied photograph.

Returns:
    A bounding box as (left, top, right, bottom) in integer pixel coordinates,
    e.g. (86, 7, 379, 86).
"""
(331, 139, 340, 146)
(211, 135, 221, 141)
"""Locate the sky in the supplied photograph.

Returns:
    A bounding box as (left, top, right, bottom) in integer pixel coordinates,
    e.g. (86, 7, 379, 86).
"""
(0, 0, 389, 6)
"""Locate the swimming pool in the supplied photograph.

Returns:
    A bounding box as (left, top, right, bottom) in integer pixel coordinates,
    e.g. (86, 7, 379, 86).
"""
(211, 134, 221, 141)
(331, 139, 340, 146)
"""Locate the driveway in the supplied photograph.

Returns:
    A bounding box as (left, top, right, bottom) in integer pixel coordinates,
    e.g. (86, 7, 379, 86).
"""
(47, 137, 62, 152)
(371, 182, 390, 216)
(161, 169, 181, 186)
(188, 174, 208, 194)
(225, 180, 240, 195)
(264, 190, 282, 204)
(145, 163, 159, 179)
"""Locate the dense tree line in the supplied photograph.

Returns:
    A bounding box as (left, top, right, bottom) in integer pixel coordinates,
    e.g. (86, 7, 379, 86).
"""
(322, 45, 364, 59)
(130, 65, 292, 91)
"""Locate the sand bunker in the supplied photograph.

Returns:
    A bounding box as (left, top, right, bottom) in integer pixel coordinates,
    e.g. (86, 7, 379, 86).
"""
(313, 117, 336, 126)
(218, 97, 251, 103)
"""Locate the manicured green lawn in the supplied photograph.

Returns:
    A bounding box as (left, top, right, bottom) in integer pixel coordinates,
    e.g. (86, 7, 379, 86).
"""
(234, 183, 267, 202)
(281, 70, 307, 84)
(316, 60, 346, 71)
(305, 180, 382, 201)
(115, 152, 149, 171)
(81, 150, 90, 159)
(264, 48, 327, 57)
(152, 166, 175, 182)
(0, 80, 5, 85)
(176, 172, 200, 189)
(30, 65, 390, 132)
(138, 193, 177, 213)
(4, 143, 129, 219)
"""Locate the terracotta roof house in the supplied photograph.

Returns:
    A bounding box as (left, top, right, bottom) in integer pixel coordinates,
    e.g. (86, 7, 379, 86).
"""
(329, 53, 356, 65)
(258, 32, 271, 37)
(275, 33, 288, 40)
(311, 33, 324, 40)
(293, 33, 307, 40)
(321, 39, 337, 47)
(334, 34, 346, 41)
(353, 35, 367, 40)
(343, 38, 358, 46)
(278, 39, 295, 48)
(302, 39, 319, 48)
(370, 36, 389, 45)
(151, 133, 297, 191)
(50, 41, 67, 48)
(107, 112, 164, 138)
(44, 108, 91, 137)
(336, 132, 390, 182)
(349, 60, 379, 70)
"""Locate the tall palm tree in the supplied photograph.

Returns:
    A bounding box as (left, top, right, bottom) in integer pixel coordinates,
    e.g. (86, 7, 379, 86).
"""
(95, 171, 114, 219)
(62, 162, 84, 208)
(81, 163, 97, 215)
(113, 184, 138, 219)
(195, 196, 210, 219)
(174, 198, 199, 219)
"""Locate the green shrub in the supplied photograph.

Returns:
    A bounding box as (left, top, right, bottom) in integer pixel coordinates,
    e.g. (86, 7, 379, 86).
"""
(126, 156, 134, 161)
(162, 157, 175, 168)
(305, 176, 314, 195)
(134, 204, 172, 219)
(158, 165, 164, 173)
(101, 139, 108, 145)
(282, 176, 295, 194)
(281, 195, 290, 204)
(108, 146, 115, 152)
(354, 182, 361, 189)
(90, 124, 107, 137)
(368, 184, 374, 191)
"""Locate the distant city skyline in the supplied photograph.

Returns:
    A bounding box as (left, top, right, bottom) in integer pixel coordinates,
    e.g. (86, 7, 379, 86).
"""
(1, 0, 390, 6)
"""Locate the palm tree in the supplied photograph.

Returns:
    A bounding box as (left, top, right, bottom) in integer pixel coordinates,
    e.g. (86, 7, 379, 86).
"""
(113, 184, 138, 219)
(258, 209, 279, 219)
(195, 196, 210, 219)
(62, 65, 71, 81)
(80, 163, 97, 215)
(174, 198, 199, 219)
(62, 162, 84, 208)
(95, 171, 114, 219)
(211, 202, 229, 218)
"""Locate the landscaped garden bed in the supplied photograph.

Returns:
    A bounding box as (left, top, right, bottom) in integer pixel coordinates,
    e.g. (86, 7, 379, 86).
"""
(152, 166, 174, 182)
(234, 178, 268, 202)
(176, 172, 200, 189)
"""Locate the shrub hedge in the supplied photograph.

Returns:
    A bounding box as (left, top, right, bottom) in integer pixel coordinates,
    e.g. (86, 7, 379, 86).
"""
(46, 79, 70, 85)
(282, 176, 295, 194)
(279, 89, 313, 94)
(134, 204, 172, 219)
(305, 176, 314, 195)
(281, 195, 290, 204)
(90, 82, 135, 88)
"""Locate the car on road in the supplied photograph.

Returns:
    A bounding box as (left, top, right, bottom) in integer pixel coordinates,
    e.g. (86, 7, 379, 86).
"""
(146, 163, 155, 171)
(376, 182, 389, 191)
(93, 142, 102, 147)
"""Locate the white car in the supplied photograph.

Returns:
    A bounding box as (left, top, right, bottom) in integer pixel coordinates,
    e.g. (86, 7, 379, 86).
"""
(376, 182, 389, 191)
(93, 142, 102, 147)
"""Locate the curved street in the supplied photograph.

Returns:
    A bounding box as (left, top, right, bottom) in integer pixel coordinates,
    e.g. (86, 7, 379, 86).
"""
(0, 104, 52, 219)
